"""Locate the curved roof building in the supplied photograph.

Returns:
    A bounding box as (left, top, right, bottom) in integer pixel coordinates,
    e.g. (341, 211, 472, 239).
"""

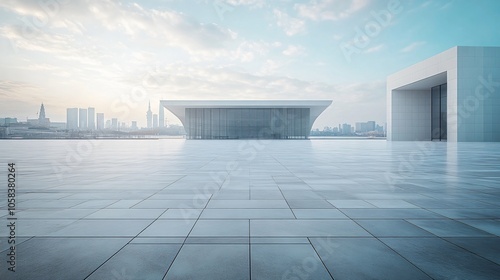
(161, 100, 332, 139)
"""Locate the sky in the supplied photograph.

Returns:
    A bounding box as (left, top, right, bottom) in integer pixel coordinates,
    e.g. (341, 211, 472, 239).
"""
(1, 0, 500, 129)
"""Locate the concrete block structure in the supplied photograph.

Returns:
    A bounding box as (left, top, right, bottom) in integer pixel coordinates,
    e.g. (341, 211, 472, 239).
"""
(387, 46, 500, 141)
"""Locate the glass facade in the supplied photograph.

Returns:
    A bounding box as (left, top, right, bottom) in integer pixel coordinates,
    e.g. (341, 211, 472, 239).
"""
(185, 108, 310, 139)
(431, 84, 447, 141)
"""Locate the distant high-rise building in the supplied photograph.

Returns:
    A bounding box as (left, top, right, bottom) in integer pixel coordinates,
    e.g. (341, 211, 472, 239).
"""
(131, 121, 138, 130)
(342, 123, 351, 135)
(111, 118, 118, 130)
(146, 101, 153, 128)
(159, 102, 164, 127)
(96, 113, 104, 130)
(79, 108, 88, 129)
(66, 108, 78, 130)
(153, 114, 158, 128)
(0, 118, 18, 126)
(366, 121, 376, 132)
(355, 122, 364, 133)
(88, 107, 95, 130)
(105, 120, 111, 129)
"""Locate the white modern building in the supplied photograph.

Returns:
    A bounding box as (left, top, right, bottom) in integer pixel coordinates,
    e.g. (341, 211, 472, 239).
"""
(387, 46, 500, 142)
(161, 100, 332, 139)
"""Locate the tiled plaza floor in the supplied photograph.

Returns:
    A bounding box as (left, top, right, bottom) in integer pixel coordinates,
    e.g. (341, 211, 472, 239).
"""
(1, 139, 500, 279)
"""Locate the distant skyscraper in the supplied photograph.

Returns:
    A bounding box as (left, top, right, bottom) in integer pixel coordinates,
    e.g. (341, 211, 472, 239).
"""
(105, 120, 111, 129)
(79, 108, 88, 129)
(96, 113, 104, 130)
(146, 101, 153, 128)
(342, 123, 351, 135)
(153, 114, 158, 128)
(367, 121, 376, 132)
(88, 107, 95, 130)
(111, 118, 118, 130)
(66, 108, 78, 130)
(159, 102, 164, 127)
(38, 103, 50, 127)
(131, 121, 138, 130)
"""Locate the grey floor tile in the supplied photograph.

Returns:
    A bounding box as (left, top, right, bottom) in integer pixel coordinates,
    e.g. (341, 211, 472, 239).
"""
(365, 199, 418, 208)
(287, 199, 335, 209)
(85, 209, 165, 219)
(327, 199, 376, 208)
(70, 200, 118, 209)
(106, 200, 143, 208)
(356, 220, 435, 237)
(200, 209, 294, 219)
(207, 199, 289, 208)
(251, 220, 370, 237)
(250, 237, 310, 244)
(15, 209, 97, 219)
(189, 220, 249, 237)
(158, 208, 203, 219)
(341, 208, 444, 219)
(445, 237, 500, 265)
(15, 219, 77, 237)
(408, 219, 493, 237)
(133, 199, 208, 209)
(51, 220, 152, 237)
(138, 220, 196, 237)
(292, 209, 348, 219)
(165, 244, 249, 280)
(459, 219, 500, 236)
(185, 237, 249, 244)
(310, 237, 431, 280)
(251, 244, 333, 279)
(428, 208, 500, 219)
(0, 238, 129, 280)
(382, 237, 500, 280)
(87, 244, 181, 280)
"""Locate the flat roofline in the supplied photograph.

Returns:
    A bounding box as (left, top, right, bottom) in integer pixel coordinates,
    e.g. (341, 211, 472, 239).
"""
(160, 100, 332, 107)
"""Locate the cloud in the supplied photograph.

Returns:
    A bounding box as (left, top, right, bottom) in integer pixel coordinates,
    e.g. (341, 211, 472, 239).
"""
(400, 41, 426, 53)
(282, 45, 306, 56)
(224, 0, 266, 8)
(295, 0, 369, 21)
(0, 80, 40, 100)
(0, 0, 237, 54)
(363, 44, 384, 54)
(273, 9, 306, 36)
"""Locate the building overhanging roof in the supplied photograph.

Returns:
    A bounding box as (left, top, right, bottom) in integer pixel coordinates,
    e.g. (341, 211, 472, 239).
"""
(160, 100, 332, 128)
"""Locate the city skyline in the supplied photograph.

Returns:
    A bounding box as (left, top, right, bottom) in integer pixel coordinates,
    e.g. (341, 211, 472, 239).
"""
(1, 0, 500, 128)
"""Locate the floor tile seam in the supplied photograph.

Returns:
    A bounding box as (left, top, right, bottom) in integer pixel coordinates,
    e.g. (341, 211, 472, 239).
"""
(422, 208, 500, 226)
(163, 178, 223, 278)
(307, 237, 335, 280)
(439, 237, 500, 266)
(82, 210, 166, 280)
(129, 175, 188, 209)
(269, 154, 315, 191)
(350, 218, 436, 280)
(249, 219, 252, 280)
(46, 174, 125, 190)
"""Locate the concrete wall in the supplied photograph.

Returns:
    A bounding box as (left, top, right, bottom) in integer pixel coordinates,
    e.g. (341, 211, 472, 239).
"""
(388, 46, 500, 142)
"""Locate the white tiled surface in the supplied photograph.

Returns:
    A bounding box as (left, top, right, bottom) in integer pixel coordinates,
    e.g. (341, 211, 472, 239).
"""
(1, 139, 499, 279)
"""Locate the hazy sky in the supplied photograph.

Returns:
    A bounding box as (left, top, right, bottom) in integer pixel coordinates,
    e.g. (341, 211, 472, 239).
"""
(1, 0, 500, 128)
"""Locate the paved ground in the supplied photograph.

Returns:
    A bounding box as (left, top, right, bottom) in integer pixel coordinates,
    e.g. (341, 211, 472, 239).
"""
(1, 139, 499, 280)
